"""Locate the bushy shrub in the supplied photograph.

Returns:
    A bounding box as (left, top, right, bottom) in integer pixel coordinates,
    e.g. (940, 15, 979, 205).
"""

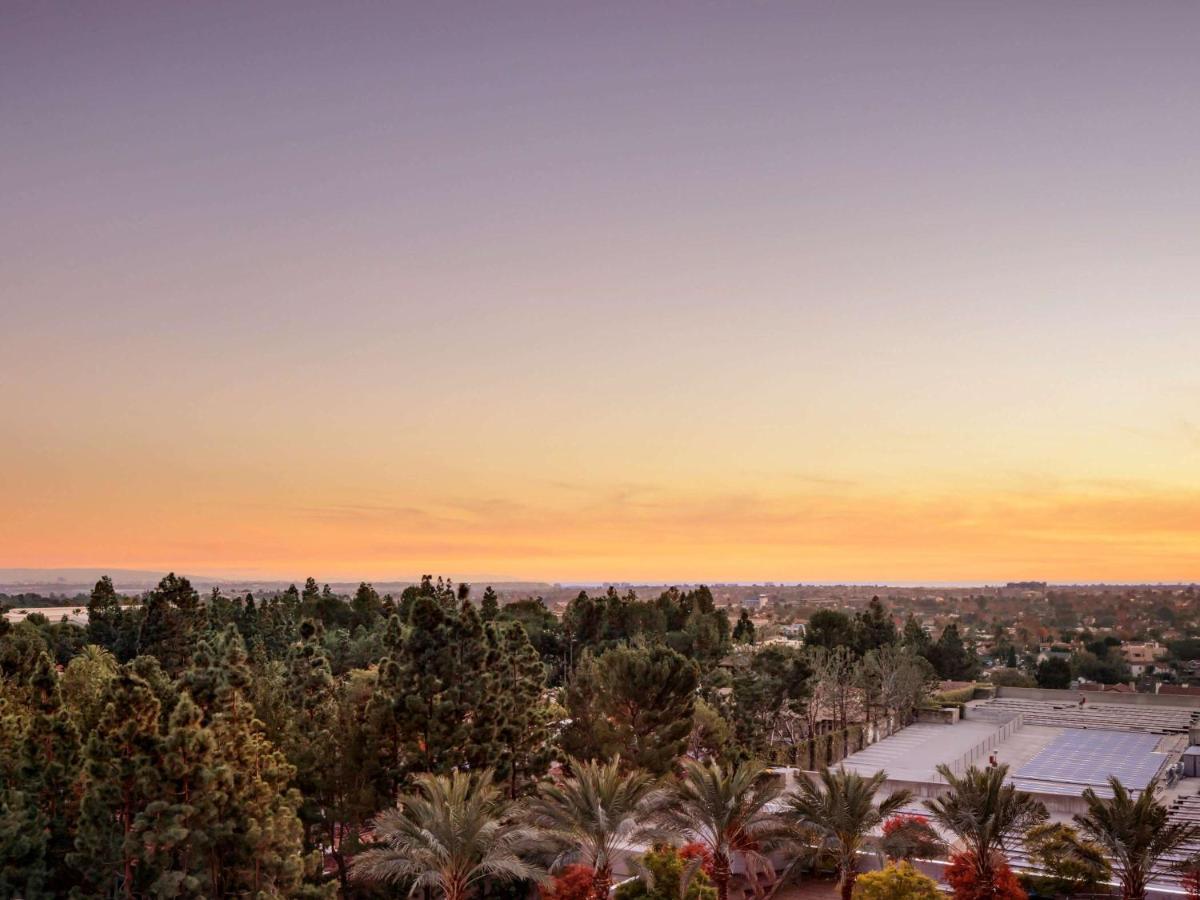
(616, 845, 717, 900)
(542, 864, 595, 900)
(852, 862, 940, 900)
(945, 852, 1026, 900)
(880, 814, 943, 862)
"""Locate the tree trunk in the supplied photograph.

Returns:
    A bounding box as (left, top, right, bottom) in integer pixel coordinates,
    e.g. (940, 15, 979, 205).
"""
(839, 869, 856, 900)
(713, 851, 732, 900)
(593, 866, 613, 900)
(1122, 872, 1146, 900)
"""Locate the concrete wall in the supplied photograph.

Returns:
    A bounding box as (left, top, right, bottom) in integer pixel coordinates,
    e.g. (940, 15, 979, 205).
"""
(997, 685, 1200, 709)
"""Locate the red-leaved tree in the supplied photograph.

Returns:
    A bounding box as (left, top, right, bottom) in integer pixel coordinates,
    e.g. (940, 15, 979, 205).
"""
(680, 842, 716, 879)
(542, 865, 597, 900)
(1182, 868, 1200, 900)
(945, 852, 1026, 900)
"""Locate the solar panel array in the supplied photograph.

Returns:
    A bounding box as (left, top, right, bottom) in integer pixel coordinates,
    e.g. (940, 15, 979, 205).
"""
(1014, 728, 1166, 790)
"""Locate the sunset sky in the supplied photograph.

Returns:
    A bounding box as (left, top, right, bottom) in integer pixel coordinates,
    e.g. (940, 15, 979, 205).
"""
(3, 3, 1199, 584)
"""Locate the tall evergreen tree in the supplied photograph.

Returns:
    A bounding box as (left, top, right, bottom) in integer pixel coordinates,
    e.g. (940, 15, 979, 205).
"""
(72, 669, 165, 898)
(854, 597, 898, 654)
(282, 620, 340, 867)
(132, 692, 224, 898)
(200, 626, 329, 897)
(490, 621, 552, 797)
(732, 609, 756, 645)
(351, 582, 383, 632)
(481, 586, 501, 622)
(86, 575, 124, 651)
(562, 645, 698, 775)
(17, 652, 82, 896)
(137, 573, 202, 676)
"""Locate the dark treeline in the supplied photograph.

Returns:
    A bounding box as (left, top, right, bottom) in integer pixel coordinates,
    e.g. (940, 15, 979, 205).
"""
(0, 575, 936, 898)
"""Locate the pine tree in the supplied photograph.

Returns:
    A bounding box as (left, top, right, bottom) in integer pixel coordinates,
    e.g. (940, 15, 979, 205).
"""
(481, 586, 501, 622)
(17, 652, 82, 895)
(282, 620, 339, 863)
(732, 609, 756, 645)
(132, 692, 224, 898)
(491, 621, 552, 797)
(137, 573, 203, 675)
(563, 645, 699, 774)
(86, 575, 124, 651)
(855, 597, 898, 653)
(454, 600, 502, 772)
(72, 669, 164, 898)
(202, 626, 330, 897)
(351, 582, 383, 632)
(394, 594, 466, 775)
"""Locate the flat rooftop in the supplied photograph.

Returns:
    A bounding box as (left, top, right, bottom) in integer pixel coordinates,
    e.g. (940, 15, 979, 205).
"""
(840, 696, 1193, 800)
(840, 721, 1061, 783)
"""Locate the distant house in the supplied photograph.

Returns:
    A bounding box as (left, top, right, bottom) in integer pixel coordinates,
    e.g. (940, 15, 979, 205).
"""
(1122, 642, 1167, 665)
(1079, 681, 1136, 694)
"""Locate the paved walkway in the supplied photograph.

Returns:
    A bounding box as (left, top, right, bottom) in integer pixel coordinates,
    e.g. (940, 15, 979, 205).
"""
(771, 878, 840, 900)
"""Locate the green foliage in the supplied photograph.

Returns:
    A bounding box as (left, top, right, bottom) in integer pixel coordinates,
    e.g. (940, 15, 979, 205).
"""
(855, 598, 898, 654)
(934, 685, 977, 706)
(137, 573, 203, 676)
(924, 765, 1047, 895)
(732, 609, 756, 645)
(652, 759, 789, 900)
(730, 644, 812, 761)
(1071, 648, 1132, 685)
(351, 769, 546, 900)
(72, 668, 165, 897)
(1075, 776, 1200, 900)
(1035, 657, 1071, 689)
(616, 845, 716, 900)
(562, 645, 699, 774)
(481, 586, 501, 622)
(1022, 822, 1110, 895)
(806, 609, 856, 651)
(851, 862, 941, 900)
(987, 668, 1035, 689)
(927, 624, 980, 681)
(86, 576, 125, 653)
(786, 768, 914, 900)
(527, 757, 661, 900)
(491, 620, 553, 797)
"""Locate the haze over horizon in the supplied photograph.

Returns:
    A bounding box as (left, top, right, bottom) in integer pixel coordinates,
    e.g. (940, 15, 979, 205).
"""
(4, 3, 1199, 583)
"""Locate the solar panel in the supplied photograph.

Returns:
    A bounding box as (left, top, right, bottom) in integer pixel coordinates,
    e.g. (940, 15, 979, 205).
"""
(1014, 729, 1166, 790)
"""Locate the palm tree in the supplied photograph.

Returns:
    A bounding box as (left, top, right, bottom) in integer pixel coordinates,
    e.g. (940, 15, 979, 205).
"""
(652, 759, 792, 900)
(1075, 775, 1200, 900)
(351, 769, 547, 900)
(784, 767, 912, 900)
(923, 764, 1046, 893)
(525, 756, 661, 900)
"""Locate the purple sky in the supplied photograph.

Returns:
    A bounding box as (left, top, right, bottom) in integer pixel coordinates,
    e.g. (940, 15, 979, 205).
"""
(3, 3, 1200, 581)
